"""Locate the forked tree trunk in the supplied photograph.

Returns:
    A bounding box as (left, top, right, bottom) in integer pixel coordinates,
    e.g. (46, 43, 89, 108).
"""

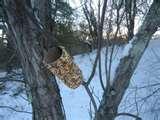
(95, 0, 160, 120)
(4, 0, 65, 120)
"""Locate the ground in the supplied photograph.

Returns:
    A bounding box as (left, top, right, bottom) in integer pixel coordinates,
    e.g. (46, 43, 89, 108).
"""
(0, 37, 160, 120)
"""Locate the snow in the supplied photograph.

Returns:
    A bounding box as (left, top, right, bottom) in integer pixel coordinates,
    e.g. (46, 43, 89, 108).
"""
(0, 82, 32, 120)
(0, 38, 160, 120)
(109, 36, 134, 85)
(117, 37, 160, 120)
(0, 70, 32, 120)
(121, 37, 134, 58)
(0, 72, 7, 78)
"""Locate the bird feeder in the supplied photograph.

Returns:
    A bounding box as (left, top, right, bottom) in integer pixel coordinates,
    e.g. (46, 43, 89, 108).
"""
(43, 46, 83, 89)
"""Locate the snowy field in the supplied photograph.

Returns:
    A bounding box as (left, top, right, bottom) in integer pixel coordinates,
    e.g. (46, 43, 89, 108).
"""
(0, 37, 160, 120)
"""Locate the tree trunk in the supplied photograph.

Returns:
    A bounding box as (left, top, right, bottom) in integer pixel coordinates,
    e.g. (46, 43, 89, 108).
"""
(4, 0, 65, 120)
(125, 0, 137, 40)
(95, 0, 160, 120)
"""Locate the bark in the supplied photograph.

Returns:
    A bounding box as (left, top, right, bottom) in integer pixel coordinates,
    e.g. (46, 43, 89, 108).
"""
(95, 0, 160, 120)
(125, 0, 137, 40)
(4, 0, 65, 120)
(34, 0, 55, 40)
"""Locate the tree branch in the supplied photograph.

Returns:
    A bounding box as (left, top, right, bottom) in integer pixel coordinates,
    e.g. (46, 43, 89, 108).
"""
(0, 105, 32, 114)
(83, 81, 98, 112)
(116, 113, 142, 120)
(95, 0, 160, 119)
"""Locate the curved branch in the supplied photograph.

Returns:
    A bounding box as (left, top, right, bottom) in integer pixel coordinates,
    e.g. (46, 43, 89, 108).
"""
(82, 81, 97, 113)
(116, 113, 142, 120)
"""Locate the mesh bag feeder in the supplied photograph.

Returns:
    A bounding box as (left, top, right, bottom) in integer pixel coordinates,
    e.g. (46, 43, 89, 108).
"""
(43, 46, 83, 89)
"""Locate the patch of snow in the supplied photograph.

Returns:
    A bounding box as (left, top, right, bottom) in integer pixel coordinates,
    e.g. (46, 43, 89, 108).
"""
(121, 37, 134, 58)
(0, 81, 32, 120)
(0, 72, 7, 78)
(110, 36, 135, 85)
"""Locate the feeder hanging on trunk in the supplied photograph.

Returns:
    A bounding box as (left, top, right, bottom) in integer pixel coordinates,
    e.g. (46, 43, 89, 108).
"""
(43, 46, 83, 89)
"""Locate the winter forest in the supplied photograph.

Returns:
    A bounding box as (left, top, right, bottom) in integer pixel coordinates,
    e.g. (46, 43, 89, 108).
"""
(0, 0, 160, 120)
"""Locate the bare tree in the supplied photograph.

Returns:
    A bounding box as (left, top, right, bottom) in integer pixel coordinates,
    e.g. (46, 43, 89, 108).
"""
(95, 0, 160, 120)
(3, 0, 65, 120)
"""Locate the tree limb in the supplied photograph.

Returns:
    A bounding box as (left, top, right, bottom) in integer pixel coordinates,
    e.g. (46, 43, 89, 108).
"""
(95, 0, 160, 119)
(116, 112, 142, 120)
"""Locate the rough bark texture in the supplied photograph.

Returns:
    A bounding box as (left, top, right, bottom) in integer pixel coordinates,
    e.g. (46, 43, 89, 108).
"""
(4, 0, 65, 120)
(95, 0, 160, 120)
(125, 0, 136, 40)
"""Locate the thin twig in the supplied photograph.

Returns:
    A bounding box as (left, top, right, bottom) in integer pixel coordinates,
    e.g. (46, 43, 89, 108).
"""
(86, 54, 99, 85)
(0, 77, 25, 84)
(105, 4, 113, 92)
(82, 81, 97, 113)
(122, 87, 160, 110)
(130, 82, 160, 90)
(91, 90, 101, 104)
(116, 112, 142, 120)
(0, 105, 32, 114)
(98, 0, 105, 91)
(135, 86, 139, 116)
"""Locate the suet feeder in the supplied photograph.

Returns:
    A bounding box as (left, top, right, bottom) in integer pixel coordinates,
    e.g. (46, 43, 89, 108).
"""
(43, 46, 83, 89)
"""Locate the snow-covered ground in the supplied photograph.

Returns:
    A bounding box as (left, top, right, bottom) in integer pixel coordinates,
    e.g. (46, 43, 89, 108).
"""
(0, 37, 160, 120)
(0, 71, 32, 120)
